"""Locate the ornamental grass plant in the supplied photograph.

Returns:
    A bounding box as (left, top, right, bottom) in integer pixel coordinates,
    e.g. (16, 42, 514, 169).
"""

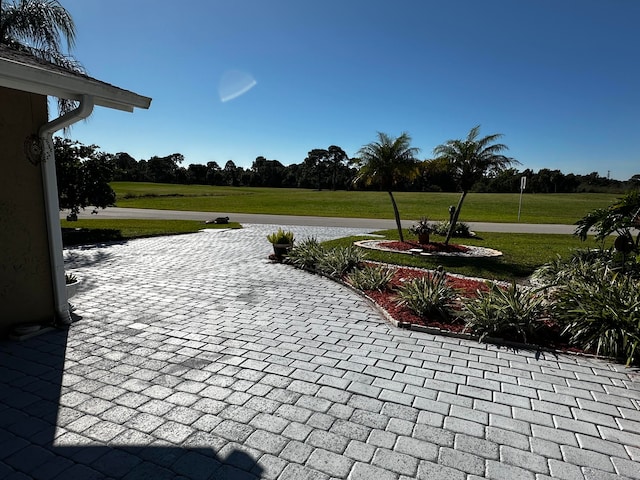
(463, 282, 545, 343)
(346, 265, 396, 291)
(396, 270, 457, 321)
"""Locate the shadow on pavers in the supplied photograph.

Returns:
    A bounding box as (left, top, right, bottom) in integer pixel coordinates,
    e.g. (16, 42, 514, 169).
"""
(0, 328, 263, 479)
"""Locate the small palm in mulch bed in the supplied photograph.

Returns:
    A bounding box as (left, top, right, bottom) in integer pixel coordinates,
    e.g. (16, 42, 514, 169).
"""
(382, 241, 470, 253)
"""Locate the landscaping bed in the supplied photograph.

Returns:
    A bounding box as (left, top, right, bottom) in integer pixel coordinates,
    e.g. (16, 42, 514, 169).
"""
(350, 262, 573, 352)
(278, 228, 640, 366)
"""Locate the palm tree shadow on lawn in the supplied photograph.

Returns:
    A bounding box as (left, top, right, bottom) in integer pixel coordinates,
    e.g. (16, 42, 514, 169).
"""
(432, 256, 535, 281)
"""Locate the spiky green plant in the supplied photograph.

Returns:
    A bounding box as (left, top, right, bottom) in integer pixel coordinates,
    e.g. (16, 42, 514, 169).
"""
(316, 245, 366, 277)
(266, 228, 295, 244)
(531, 249, 612, 287)
(347, 265, 396, 291)
(532, 248, 639, 287)
(551, 266, 640, 366)
(285, 237, 324, 270)
(431, 221, 472, 238)
(463, 282, 545, 343)
(396, 270, 457, 320)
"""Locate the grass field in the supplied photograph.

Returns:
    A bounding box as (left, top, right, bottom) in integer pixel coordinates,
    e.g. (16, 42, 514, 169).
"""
(60, 218, 240, 246)
(325, 229, 602, 282)
(111, 182, 619, 224)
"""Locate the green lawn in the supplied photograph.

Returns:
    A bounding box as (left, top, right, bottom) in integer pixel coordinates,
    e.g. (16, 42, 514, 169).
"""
(61, 218, 240, 246)
(323, 229, 602, 282)
(111, 182, 619, 224)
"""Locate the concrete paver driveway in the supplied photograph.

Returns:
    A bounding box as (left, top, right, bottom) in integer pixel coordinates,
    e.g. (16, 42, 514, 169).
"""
(1, 225, 639, 479)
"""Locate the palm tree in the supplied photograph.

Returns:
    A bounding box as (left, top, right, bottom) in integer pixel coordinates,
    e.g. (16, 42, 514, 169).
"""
(354, 132, 420, 242)
(1, 0, 83, 114)
(434, 125, 518, 244)
(574, 189, 640, 251)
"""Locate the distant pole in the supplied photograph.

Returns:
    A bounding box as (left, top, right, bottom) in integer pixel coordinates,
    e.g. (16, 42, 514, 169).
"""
(518, 176, 526, 222)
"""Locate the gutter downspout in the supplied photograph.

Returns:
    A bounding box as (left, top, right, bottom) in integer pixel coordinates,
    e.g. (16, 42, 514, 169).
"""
(39, 95, 94, 325)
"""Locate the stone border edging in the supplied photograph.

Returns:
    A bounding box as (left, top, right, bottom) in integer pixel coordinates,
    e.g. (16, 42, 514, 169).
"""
(354, 239, 503, 257)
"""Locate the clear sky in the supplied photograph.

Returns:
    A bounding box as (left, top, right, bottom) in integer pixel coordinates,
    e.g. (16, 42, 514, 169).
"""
(60, 0, 639, 180)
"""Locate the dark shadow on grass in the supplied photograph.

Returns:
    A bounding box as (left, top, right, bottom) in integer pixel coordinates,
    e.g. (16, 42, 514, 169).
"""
(428, 256, 535, 280)
(0, 329, 264, 479)
(62, 228, 126, 247)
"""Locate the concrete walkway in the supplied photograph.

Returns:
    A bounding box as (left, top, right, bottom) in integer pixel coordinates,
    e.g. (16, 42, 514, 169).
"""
(1, 225, 639, 479)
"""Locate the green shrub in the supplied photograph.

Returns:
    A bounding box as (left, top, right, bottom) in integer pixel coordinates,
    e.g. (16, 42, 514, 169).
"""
(463, 282, 545, 343)
(316, 246, 366, 277)
(286, 241, 366, 277)
(551, 266, 640, 365)
(431, 221, 472, 238)
(286, 237, 324, 270)
(532, 248, 640, 287)
(531, 249, 611, 286)
(409, 217, 433, 235)
(267, 228, 295, 244)
(396, 270, 457, 320)
(347, 265, 396, 291)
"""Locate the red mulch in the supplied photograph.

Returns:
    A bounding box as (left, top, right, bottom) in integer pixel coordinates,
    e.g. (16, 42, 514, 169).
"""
(382, 240, 469, 253)
(357, 265, 487, 333)
(348, 260, 582, 354)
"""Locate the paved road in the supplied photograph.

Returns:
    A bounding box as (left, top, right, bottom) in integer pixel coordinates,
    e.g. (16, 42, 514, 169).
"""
(66, 207, 581, 234)
(2, 224, 638, 479)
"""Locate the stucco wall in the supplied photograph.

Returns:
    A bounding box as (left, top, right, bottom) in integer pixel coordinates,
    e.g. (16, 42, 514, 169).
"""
(0, 87, 54, 335)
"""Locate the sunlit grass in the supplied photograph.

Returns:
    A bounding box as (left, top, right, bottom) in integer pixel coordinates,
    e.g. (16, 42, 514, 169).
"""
(111, 182, 618, 224)
(322, 229, 602, 282)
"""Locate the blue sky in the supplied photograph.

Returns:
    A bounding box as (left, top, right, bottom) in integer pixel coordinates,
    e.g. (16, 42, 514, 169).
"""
(61, 0, 639, 180)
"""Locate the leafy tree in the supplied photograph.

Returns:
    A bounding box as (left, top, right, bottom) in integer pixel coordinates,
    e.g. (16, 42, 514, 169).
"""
(302, 149, 329, 190)
(327, 145, 349, 190)
(420, 158, 456, 192)
(434, 125, 517, 244)
(300, 146, 350, 190)
(474, 167, 520, 193)
(250, 156, 285, 187)
(353, 132, 419, 241)
(0, 0, 83, 115)
(186, 163, 208, 184)
(204, 161, 222, 185)
(54, 137, 115, 215)
(109, 152, 138, 181)
(281, 163, 300, 188)
(147, 153, 184, 184)
(222, 160, 242, 186)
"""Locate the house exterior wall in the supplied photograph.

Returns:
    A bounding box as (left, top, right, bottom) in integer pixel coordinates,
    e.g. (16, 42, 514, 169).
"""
(0, 87, 55, 335)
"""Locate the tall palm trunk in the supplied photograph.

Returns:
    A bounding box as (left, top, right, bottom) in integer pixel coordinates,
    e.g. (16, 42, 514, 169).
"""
(445, 190, 467, 245)
(388, 191, 404, 242)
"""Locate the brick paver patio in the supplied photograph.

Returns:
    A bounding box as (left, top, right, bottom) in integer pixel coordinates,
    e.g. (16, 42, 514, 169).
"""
(1, 225, 639, 479)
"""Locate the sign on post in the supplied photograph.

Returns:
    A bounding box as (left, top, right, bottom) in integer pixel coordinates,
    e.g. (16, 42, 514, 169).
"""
(518, 176, 526, 221)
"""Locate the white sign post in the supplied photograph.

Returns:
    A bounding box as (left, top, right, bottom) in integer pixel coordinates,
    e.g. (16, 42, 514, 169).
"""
(518, 176, 526, 221)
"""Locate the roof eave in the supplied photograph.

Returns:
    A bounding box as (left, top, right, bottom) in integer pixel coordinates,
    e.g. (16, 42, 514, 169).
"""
(0, 56, 151, 112)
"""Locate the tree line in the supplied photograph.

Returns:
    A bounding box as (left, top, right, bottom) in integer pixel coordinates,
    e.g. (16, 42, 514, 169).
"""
(68, 138, 638, 194)
(107, 147, 357, 190)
